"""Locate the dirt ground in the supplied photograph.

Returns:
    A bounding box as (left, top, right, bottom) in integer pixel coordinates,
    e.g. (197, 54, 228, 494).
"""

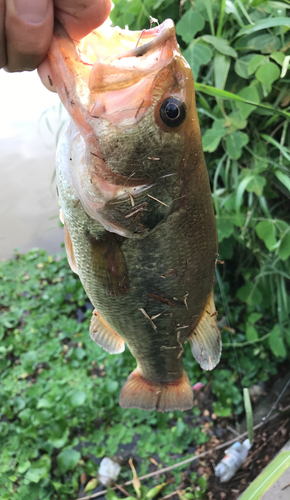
(172, 372, 290, 500)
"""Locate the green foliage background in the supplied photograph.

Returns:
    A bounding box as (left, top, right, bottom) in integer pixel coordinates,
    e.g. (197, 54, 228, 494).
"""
(1, 1, 290, 499)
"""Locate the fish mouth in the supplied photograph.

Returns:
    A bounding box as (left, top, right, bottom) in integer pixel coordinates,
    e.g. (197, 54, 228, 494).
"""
(78, 19, 178, 94)
(50, 20, 183, 236)
(101, 19, 175, 61)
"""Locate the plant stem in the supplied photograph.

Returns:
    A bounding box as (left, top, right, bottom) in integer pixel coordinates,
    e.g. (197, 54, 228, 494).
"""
(217, 0, 226, 37)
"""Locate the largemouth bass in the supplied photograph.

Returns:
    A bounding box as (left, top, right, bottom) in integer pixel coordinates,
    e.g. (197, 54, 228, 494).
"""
(47, 19, 221, 412)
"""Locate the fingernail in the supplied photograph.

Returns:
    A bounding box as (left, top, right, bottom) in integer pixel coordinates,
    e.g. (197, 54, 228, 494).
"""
(13, 0, 50, 24)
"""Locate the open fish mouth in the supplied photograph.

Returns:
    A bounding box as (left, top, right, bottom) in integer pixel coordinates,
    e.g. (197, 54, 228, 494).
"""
(78, 19, 177, 93)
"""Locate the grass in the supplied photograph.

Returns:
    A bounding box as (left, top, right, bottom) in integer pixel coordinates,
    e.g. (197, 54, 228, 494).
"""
(0, 248, 281, 499)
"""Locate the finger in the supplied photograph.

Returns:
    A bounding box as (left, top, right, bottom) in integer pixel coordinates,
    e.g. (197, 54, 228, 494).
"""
(38, 0, 111, 91)
(0, 1, 6, 68)
(4, 0, 54, 72)
(54, 0, 111, 40)
(37, 57, 57, 92)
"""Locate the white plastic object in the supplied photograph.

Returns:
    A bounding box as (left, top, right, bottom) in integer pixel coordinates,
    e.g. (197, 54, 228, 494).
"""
(215, 439, 252, 482)
(98, 457, 121, 486)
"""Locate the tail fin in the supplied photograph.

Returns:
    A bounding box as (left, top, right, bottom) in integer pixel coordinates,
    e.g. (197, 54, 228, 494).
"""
(119, 368, 193, 412)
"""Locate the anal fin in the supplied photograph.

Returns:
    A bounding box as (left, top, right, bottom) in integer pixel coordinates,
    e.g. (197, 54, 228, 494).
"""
(119, 368, 193, 412)
(188, 290, 221, 370)
(90, 310, 125, 354)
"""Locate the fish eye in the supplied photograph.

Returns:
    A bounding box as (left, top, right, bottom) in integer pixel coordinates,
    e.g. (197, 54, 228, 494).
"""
(159, 97, 187, 127)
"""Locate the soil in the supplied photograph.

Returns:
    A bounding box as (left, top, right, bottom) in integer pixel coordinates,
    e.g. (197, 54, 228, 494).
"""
(172, 371, 290, 500)
(77, 368, 290, 500)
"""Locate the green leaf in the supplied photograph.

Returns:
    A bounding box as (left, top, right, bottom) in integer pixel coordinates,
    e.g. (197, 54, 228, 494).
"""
(37, 397, 54, 409)
(48, 419, 69, 448)
(246, 175, 266, 196)
(256, 221, 277, 250)
(262, 134, 290, 162)
(227, 111, 247, 130)
(248, 54, 266, 75)
(225, 132, 249, 159)
(202, 119, 227, 152)
(68, 390, 87, 407)
(201, 35, 237, 57)
(270, 52, 285, 66)
(84, 478, 98, 492)
(216, 218, 235, 242)
(13, 396, 26, 413)
(234, 54, 254, 79)
(176, 9, 205, 44)
(268, 324, 286, 358)
(57, 449, 81, 473)
(237, 282, 262, 306)
(214, 53, 230, 90)
(236, 85, 260, 119)
(25, 455, 51, 484)
(285, 328, 290, 348)
(243, 388, 254, 444)
(235, 33, 281, 54)
(18, 461, 31, 474)
(236, 17, 290, 37)
(146, 482, 167, 498)
(194, 83, 290, 120)
(281, 55, 290, 78)
(247, 312, 263, 324)
(246, 325, 258, 342)
(213, 401, 232, 417)
(239, 451, 290, 500)
(278, 231, 290, 261)
(183, 42, 212, 80)
(275, 171, 290, 194)
(256, 62, 280, 93)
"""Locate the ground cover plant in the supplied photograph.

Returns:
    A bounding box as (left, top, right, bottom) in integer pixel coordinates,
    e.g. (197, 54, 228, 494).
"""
(0, 249, 284, 500)
(1, 0, 290, 498)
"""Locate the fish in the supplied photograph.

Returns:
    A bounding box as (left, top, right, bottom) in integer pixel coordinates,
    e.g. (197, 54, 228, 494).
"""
(47, 19, 221, 412)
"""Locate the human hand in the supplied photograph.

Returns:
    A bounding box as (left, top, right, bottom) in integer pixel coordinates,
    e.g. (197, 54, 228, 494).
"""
(1, 0, 111, 77)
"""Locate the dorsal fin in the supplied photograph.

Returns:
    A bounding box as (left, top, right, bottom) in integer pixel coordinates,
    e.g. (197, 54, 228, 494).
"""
(90, 310, 125, 354)
(188, 290, 221, 370)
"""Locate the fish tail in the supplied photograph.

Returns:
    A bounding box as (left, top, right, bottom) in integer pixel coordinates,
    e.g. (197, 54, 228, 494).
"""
(119, 368, 193, 412)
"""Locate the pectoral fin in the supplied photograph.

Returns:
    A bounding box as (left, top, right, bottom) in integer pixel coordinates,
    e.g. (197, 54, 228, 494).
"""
(87, 231, 130, 297)
(119, 368, 193, 412)
(90, 310, 125, 354)
(188, 290, 221, 370)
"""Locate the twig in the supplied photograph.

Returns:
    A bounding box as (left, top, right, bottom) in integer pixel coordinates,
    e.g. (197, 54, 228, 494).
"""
(282, 481, 290, 490)
(139, 308, 157, 331)
(226, 425, 240, 437)
(243, 417, 289, 468)
(113, 482, 131, 497)
(161, 490, 180, 500)
(147, 194, 169, 207)
(76, 404, 290, 500)
(262, 377, 290, 421)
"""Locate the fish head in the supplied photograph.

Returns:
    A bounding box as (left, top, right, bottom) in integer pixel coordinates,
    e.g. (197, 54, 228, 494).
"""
(49, 20, 201, 235)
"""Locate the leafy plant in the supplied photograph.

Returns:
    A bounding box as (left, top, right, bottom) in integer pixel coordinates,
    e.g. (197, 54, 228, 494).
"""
(239, 451, 290, 499)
